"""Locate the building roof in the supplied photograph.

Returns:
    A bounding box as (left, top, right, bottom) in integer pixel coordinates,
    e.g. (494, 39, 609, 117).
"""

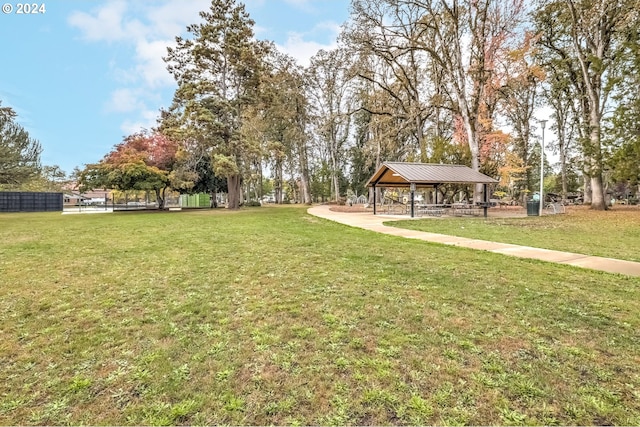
(366, 162, 498, 187)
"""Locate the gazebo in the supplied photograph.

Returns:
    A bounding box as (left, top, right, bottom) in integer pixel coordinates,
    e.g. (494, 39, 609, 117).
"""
(366, 162, 499, 217)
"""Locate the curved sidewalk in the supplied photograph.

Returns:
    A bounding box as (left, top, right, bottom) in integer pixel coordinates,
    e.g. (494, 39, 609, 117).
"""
(308, 205, 640, 278)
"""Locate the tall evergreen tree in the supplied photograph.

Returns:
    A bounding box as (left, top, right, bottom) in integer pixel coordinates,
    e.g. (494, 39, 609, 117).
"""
(0, 102, 42, 188)
(164, 0, 267, 209)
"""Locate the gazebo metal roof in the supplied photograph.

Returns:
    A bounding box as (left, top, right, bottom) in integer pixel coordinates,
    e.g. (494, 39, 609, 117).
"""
(366, 162, 498, 187)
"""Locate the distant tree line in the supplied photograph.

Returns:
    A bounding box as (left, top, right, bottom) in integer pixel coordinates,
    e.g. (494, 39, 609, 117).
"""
(72, 0, 640, 209)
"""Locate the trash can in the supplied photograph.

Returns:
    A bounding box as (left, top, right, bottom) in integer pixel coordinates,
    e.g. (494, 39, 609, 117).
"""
(527, 200, 540, 216)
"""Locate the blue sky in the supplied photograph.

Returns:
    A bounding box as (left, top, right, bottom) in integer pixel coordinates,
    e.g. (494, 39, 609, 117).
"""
(0, 0, 351, 174)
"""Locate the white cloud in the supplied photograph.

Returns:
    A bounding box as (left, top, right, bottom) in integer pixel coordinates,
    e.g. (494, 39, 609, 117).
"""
(253, 24, 269, 38)
(145, 0, 210, 39)
(68, 0, 210, 134)
(68, 1, 130, 42)
(105, 88, 146, 113)
(283, 0, 316, 12)
(278, 34, 330, 67)
(68, 0, 209, 42)
(135, 39, 176, 88)
(68, 0, 192, 88)
(314, 20, 342, 34)
(244, 0, 267, 8)
(68, 0, 345, 133)
(279, 20, 342, 66)
(120, 109, 159, 135)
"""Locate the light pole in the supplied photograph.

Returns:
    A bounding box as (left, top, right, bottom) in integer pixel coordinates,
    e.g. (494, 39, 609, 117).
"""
(539, 119, 548, 216)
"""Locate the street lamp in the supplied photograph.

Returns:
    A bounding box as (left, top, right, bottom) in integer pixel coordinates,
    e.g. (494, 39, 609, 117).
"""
(539, 119, 548, 216)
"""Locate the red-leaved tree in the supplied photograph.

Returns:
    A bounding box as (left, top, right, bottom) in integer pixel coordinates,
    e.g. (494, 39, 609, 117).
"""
(79, 131, 178, 209)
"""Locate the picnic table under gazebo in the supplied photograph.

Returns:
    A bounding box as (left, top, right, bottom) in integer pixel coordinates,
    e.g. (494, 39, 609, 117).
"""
(366, 162, 499, 218)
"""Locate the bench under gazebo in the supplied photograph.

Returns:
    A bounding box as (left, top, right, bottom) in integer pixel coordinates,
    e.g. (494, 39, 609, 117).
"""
(366, 162, 499, 218)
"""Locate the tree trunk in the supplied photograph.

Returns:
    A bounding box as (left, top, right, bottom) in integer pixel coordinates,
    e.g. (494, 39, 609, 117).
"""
(590, 174, 606, 210)
(467, 122, 483, 203)
(298, 143, 312, 205)
(258, 160, 263, 201)
(300, 172, 311, 205)
(557, 122, 569, 203)
(416, 115, 427, 163)
(227, 174, 241, 210)
(560, 155, 568, 204)
(587, 121, 607, 210)
(583, 173, 592, 205)
(155, 188, 166, 210)
(331, 150, 340, 202)
(457, 91, 483, 203)
(275, 159, 283, 204)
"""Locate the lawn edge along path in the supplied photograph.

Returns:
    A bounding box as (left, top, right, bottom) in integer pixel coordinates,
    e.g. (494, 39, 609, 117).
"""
(308, 204, 640, 278)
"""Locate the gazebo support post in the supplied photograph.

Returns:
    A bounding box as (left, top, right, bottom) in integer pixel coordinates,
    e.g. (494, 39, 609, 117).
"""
(410, 182, 416, 218)
(483, 183, 488, 218)
(373, 184, 377, 215)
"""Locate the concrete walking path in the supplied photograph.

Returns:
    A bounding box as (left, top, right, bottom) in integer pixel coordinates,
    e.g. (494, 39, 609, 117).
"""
(308, 205, 640, 278)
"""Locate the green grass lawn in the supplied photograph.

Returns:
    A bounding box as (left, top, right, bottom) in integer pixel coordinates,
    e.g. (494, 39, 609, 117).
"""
(1, 206, 639, 425)
(388, 205, 640, 262)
